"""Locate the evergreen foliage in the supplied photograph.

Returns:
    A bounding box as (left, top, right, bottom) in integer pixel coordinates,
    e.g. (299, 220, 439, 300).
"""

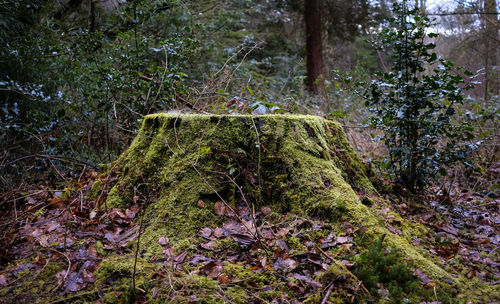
(353, 236, 419, 301)
(361, 1, 480, 190)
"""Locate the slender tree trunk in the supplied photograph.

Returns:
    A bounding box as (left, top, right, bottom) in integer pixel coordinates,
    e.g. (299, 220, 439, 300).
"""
(419, 0, 426, 14)
(88, 0, 95, 33)
(483, 0, 499, 100)
(304, 0, 323, 94)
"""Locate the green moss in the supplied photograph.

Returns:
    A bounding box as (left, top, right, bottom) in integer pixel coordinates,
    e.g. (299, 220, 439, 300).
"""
(0, 261, 66, 303)
(286, 236, 307, 253)
(216, 237, 241, 251)
(106, 184, 128, 209)
(95, 240, 106, 256)
(225, 286, 249, 303)
(94, 254, 160, 302)
(223, 262, 281, 288)
(86, 114, 483, 301)
(85, 178, 104, 201)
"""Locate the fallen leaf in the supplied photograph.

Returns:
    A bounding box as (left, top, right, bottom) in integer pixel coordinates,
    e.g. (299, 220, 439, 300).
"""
(199, 228, 212, 239)
(336, 236, 353, 244)
(341, 260, 354, 268)
(292, 274, 322, 288)
(158, 237, 169, 246)
(231, 234, 254, 246)
(277, 228, 290, 237)
(214, 201, 226, 216)
(46, 221, 61, 232)
(287, 280, 304, 292)
(261, 206, 272, 216)
(218, 273, 231, 284)
(385, 222, 403, 235)
(273, 257, 297, 272)
(200, 240, 217, 250)
(125, 205, 139, 219)
(174, 251, 188, 264)
(0, 275, 7, 287)
(213, 227, 225, 238)
(189, 254, 214, 265)
(201, 261, 223, 279)
(413, 269, 433, 285)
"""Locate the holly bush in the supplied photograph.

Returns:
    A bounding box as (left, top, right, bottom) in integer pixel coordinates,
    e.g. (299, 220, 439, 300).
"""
(362, 1, 479, 191)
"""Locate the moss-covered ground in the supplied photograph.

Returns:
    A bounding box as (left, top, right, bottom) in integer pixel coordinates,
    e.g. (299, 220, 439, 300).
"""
(0, 114, 497, 303)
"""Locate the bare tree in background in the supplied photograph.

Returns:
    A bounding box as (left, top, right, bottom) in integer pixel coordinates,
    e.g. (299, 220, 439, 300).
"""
(415, 0, 426, 14)
(482, 0, 499, 100)
(304, 0, 323, 94)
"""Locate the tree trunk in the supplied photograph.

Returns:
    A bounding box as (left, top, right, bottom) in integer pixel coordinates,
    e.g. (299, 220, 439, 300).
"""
(88, 0, 95, 33)
(483, 0, 499, 100)
(304, 0, 323, 94)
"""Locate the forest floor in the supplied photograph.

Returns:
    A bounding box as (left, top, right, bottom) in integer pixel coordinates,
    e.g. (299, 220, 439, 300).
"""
(0, 167, 498, 303)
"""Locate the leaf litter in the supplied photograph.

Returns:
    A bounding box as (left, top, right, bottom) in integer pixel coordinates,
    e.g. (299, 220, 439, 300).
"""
(0, 170, 498, 303)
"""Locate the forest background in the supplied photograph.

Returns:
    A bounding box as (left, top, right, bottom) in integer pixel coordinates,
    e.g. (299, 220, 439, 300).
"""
(0, 0, 499, 194)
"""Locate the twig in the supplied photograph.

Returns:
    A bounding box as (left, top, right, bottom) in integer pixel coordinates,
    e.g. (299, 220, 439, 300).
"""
(250, 116, 262, 190)
(488, 246, 499, 256)
(321, 282, 335, 304)
(1, 154, 98, 169)
(314, 245, 370, 295)
(224, 174, 269, 253)
(132, 188, 146, 297)
(48, 247, 72, 292)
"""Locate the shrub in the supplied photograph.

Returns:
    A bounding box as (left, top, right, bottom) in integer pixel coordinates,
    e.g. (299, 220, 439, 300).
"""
(361, 1, 479, 191)
(353, 236, 419, 301)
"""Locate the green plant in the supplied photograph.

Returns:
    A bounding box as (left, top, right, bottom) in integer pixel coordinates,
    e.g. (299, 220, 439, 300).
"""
(361, 1, 479, 191)
(353, 236, 419, 302)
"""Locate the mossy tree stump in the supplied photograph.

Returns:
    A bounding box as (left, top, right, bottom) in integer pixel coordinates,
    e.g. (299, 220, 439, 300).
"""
(88, 114, 496, 302)
(103, 114, 382, 248)
(101, 114, 438, 267)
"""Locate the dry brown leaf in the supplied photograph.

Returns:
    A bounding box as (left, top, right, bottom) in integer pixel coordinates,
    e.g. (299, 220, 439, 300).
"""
(158, 237, 169, 246)
(0, 275, 7, 287)
(214, 201, 226, 216)
(213, 227, 225, 238)
(218, 273, 231, 284)
(385, 222, 403, 235)
(336, 236, 353, 244)
(200, 240, 217, 250)
(125, 205, 139, 219)
(199, 227, 212, 239)
(261, 206, 272, 216)
(277, 228, 290, 237)
(174, 251, 188, 264)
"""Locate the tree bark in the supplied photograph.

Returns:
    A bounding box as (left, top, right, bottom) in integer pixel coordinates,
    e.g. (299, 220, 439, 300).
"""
(304, 0, 323, 94)
(88, 0, 95, 33)
(483, 0, 499, 100)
